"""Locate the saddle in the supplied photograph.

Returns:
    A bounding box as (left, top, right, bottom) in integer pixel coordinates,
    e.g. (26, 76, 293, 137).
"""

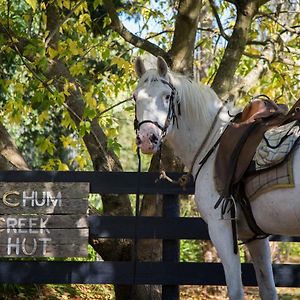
(215, 96, 290, 197)
(214, 96, 300, 251)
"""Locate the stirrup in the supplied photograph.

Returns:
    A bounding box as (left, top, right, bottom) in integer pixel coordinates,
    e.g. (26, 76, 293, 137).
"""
(219, 196, 238, 221)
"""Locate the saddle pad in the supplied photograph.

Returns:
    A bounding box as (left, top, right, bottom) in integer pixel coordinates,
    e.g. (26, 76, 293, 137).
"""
(253, 121, 300, 171)
(244, 155, 294, 201)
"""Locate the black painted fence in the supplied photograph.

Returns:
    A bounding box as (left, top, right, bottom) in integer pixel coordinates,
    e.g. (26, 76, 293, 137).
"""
(0, 171, 299, 299)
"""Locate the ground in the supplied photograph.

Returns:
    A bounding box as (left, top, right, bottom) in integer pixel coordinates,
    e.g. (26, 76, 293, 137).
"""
(180, 286, 300, 300)
(2, 285, 300, 299)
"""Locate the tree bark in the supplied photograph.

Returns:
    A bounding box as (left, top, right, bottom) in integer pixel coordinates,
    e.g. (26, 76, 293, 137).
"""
(0, 124, 29, 171)
(102, 0, 170, 65)
(211, 0, 262, 98)
(45, 6, 135, 298)
(169, 0, 203, 76)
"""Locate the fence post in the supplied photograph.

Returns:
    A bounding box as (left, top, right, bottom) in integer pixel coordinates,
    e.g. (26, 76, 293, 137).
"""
(162, 194, 180, 300)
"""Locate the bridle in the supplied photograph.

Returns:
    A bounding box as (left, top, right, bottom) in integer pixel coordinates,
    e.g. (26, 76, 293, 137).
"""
(134, 78, 181, 138)
(133, 76, 226, 188)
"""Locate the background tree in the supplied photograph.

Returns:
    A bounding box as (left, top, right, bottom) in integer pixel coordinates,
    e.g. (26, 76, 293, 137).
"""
(0, 0, 299, 299)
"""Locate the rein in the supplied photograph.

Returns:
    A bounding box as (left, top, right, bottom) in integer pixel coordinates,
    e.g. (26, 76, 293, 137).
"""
(159, 106, 225, 187)
(191, 106, 223, 182)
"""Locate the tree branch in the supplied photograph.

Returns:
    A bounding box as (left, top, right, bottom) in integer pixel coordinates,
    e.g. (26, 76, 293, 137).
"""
(45, 0, 84, 47)
(208, 0, 230, 41)
(102, 0, 170, 64)
(225, 41, 275, 102)
(0, 124, 30, 170)
(211, 0, 269, 98)
(168, 0, 203, 75)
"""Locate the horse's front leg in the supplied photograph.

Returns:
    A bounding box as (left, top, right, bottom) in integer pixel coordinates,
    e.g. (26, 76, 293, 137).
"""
(208, 219, 244, 300)
(245, 238, 278, 300)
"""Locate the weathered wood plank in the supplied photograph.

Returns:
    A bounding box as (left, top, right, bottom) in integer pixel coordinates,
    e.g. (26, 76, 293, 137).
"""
(0, 215, 88, 229)
(0, 228, 88, 241)
(0, 228, 88, 257)
(0, 182, 89, 198)
(0, 243, 88, 257)
(0, 199, 88, 214)
(0, 182, 89, 214)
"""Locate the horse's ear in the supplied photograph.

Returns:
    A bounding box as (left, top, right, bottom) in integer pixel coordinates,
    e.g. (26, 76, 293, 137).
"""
(135, 57, 146, 78)
(157, 56, 168, 77)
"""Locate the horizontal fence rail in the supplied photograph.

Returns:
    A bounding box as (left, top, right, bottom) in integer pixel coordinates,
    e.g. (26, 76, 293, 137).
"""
(0, 171, 299, 294)
(0, 261, 299, 287)
(88, 216, 300, 242)
(0, 171, 194, 194)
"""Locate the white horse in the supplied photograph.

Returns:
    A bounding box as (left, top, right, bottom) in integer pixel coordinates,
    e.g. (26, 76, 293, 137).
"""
(133, 56, 300, 300)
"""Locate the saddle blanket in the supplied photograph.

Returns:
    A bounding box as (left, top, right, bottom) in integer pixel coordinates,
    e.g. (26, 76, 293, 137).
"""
(253, 121, 300, 171)
(244, 154, 294, 201)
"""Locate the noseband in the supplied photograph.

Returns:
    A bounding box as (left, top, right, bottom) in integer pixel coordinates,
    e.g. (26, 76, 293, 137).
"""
(134, 78, 181, 137)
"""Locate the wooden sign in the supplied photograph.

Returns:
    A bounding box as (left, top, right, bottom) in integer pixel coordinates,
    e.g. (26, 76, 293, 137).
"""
(0, 182, 89, 258)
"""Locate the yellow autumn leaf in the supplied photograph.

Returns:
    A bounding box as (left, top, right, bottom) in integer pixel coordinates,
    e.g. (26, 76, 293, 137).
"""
(38, 111, 49, 123)
(63, 83, 71, 96)
(60, 135, 76, 148)
(111, 57, 132, 72)
(25, 0, 37, 11)
(48, 47, 57, 59)
(84, 91, 97, 108)
(63, 0, 71, 9)
(76, 155, 87, 169)
(67, 39, 83, 56)
(98, 102, 106, 112)
(69, 61, 85, 76)
(58, 163, 69, 171)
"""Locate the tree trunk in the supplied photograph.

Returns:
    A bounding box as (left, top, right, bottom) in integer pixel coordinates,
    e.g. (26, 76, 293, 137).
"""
(211, 1, 262, 99)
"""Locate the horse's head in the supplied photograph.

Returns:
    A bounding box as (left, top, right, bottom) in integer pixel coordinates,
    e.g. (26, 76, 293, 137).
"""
(133, 56, 179, 154)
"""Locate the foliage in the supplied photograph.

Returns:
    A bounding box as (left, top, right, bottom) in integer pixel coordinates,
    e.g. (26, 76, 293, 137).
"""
(0, 0, 136, 170)
(180, 240, 203, 262)
(1, 0, 299, 168)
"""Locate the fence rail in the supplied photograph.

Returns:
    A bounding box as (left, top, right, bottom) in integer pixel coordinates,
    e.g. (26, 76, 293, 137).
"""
(0, 171, 299, 299)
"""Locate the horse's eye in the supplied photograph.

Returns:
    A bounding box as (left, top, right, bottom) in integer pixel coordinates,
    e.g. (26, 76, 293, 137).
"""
(165, 95, 170, 101)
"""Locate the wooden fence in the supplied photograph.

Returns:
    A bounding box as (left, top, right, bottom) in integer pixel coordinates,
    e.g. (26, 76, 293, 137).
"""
(0, 171, 299, 300)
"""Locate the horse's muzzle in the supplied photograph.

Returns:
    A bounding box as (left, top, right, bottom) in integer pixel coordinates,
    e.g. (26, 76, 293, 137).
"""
(136, 131, 161, 154)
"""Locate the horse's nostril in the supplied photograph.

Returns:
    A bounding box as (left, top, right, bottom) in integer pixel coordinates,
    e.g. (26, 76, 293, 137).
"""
(149, 134, 158, 144)
(136, 135, 142, 145)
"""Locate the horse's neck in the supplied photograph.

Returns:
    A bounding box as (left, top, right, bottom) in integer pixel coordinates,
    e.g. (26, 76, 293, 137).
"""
(167, 105, 230, 171)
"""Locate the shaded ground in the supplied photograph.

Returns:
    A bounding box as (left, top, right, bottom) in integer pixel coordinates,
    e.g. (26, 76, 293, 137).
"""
(1, 284, 300, 299)
(180, 286, 300, 300)
(0, 284, 114, 300)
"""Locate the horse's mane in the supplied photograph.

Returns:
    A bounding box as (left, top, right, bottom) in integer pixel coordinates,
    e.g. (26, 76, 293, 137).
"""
(138, 69, 223, 127)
